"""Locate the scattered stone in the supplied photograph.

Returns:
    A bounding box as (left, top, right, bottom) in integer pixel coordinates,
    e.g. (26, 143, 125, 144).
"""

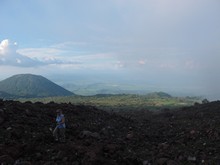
(7, 127, 12, 131)
(100, 128, 109, 136)
(156, 158, 168, 165)
(0, 116, 4, 124)
(80, 130, 100, 139)
(167, 160, 178, 165)
(56, 151, 65, 160)
(0, 99, 220, 164)
(91, 132, 100, 139)
(126, 130, 134, 140)
(142, 160, 150, 165)
(188, 156, 196, 161)
(0, 155, 14, 164)
(71, 161, 80, 165)
(190, 130, 196, 135)
(158, 142, 169, 150)
(0, 99, 4, 106)
(103, 144, 119, 154)
(25, 109, 32, 116)
(36, 152, 42, 159)
(6, 146, 21, 158)
(62, 157, 68, 162)
(14, 160, 32, 165)
(0, 108, 4, 114)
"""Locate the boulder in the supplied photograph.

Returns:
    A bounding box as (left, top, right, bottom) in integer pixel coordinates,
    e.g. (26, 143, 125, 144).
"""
(79, 130, 100, 139)
(0, 109, 5, 124)
(0, 155, 14, 164)
(0, 116, 4, 124)
(156, 158, 168, 165)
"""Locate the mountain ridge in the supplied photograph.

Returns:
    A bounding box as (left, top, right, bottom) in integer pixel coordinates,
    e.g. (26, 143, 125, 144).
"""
(0, 74, 74, 98)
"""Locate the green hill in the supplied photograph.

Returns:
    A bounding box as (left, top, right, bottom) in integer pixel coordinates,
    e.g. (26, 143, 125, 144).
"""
(146, 92, 172, 98)
(0, 74, 74, 98)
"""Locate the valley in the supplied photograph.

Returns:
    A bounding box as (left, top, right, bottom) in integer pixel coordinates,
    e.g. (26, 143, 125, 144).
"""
(0, 74, 219, 164)
(18, 93, 201, 112)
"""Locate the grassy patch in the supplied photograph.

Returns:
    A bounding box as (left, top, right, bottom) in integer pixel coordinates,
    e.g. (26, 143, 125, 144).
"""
(18, 94, 201, 111)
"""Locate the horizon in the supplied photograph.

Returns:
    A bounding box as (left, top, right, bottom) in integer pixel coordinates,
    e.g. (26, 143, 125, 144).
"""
(0, 73, 215, 100)
(1, 0, 220, 100)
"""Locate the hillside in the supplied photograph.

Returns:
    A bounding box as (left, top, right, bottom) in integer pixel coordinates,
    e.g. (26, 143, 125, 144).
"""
(0, 91, 17, 99)
(62, 83, 152, 96)
(0, 74, 74, 98)
(146, 92, 172, 98)
(0, 100, 220, 164)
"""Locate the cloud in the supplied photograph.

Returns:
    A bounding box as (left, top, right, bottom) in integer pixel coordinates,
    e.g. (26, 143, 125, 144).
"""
(18, 42, 118, 70)
(184, 60, 200, 70)
(0, 39, 43, 67)
(138, 60, 146, 65)
(0, 39, 83, 67)
(0, 39, 17, 54)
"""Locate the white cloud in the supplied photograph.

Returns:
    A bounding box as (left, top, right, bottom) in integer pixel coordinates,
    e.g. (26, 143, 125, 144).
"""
(138, 60, 146, 65)
(0, 39, 42, 67)
(0, 39, 83, 67)
(18, 48, 64, 58)
(0, 39, 17, 55)
(159, 63, 177, 69)
(185, 60, 200, 70)
(18, 42, 118, 70)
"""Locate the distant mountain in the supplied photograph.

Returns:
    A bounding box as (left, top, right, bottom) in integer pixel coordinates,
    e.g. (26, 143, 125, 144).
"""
(62, 83, 152, 96)
(147, 92, 172, 98)
(0, 74, 74, 98)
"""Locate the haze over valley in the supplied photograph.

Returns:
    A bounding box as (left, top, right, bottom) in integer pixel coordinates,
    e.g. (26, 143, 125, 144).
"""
(1, 1, 220, 164)
(1, 0, 220, 100)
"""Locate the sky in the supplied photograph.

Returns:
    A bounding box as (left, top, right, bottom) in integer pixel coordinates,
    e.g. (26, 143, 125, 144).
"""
(0, 0, 220, 99)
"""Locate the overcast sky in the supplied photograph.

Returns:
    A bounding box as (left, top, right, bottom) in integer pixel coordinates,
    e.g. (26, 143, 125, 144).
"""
(0, 0, 220, 99)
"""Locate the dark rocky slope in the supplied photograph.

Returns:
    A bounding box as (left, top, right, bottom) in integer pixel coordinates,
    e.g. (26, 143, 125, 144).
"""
(0, 100, 220, 164)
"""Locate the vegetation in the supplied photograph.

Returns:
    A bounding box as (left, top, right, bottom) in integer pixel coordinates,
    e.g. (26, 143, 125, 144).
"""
(18, 93, 201, 111)
(0, 74, 74, 98)
(63, 83, 153, 96)
(0, 74, 202, 111)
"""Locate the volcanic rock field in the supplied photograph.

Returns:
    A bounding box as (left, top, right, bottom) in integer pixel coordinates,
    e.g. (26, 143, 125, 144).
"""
(0, 99, 220, 164)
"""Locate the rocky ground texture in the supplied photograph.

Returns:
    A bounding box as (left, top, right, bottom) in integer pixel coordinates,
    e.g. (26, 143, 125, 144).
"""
(0, 99, 220, 165)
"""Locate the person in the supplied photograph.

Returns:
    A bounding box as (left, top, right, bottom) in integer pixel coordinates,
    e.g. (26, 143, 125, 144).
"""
(53, 109, 66, 142)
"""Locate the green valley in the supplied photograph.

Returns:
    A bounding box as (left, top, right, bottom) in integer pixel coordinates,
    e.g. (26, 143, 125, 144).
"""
(18, 93, 201, 111)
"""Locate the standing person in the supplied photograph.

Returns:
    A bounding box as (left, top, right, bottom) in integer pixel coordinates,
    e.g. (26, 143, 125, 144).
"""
(53, 109, 66, 142)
